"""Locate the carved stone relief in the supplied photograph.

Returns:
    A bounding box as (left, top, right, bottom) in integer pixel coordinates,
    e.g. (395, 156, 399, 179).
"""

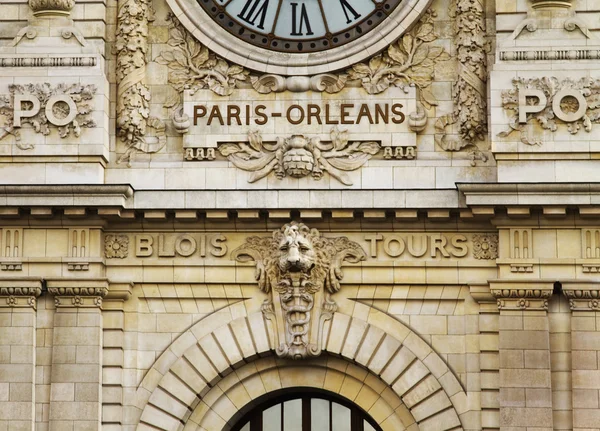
(105, 235, 129, 259)
(218, 127, 380, 186)
(498, 77, 600, 145)
(156, 14, 249, 99)
(0, 83, 97, 149)
(472, 234, 498, 260)
(435, 0, 488, 162)
(232, 222, 366, 360)
(115, 0, 166, 165)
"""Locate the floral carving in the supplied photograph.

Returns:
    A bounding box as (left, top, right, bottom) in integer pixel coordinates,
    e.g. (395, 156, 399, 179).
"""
(156, 14, 249, 97)
(105, 235, 129, 259)
(218, 127, 380, 186)
(346, 10, 449, 108)
(498, 77, 600, 145)
(473, 234, 498, 260)
(435, 0, 488, 160)
(0, 83, 96, 149)
(115, 0, 166, 165)
(232, 222, 366, 359)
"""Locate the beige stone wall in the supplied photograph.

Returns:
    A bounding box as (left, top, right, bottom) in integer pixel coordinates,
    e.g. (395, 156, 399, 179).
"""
(3, 0, 600, 430)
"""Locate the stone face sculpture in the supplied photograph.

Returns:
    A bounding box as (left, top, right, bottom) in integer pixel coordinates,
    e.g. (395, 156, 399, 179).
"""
(232, 222, 367, 360)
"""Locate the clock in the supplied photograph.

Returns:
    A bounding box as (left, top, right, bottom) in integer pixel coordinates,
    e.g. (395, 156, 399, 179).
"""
(167, 0, 432, 75)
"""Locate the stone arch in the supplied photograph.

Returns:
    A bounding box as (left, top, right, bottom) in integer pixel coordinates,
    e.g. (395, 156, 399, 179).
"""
(188, 356, 416, 431)
(134, 302, 468, 431)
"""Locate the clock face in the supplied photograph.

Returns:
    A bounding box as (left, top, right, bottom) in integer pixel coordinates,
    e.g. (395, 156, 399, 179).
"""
(197, 0, 404, 53)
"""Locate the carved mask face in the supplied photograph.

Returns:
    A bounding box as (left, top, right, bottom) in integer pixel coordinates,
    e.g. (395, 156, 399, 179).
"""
(277, 226, 316, 273)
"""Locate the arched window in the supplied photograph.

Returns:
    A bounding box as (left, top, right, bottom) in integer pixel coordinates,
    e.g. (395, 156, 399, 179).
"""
(230, 389, 383, 431)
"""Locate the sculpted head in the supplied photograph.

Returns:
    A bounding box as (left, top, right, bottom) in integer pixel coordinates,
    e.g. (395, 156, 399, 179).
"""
(277, 223, 316, 274)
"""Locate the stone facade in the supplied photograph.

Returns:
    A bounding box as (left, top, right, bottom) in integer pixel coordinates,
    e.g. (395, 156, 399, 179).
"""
(0, 0, 599, 430)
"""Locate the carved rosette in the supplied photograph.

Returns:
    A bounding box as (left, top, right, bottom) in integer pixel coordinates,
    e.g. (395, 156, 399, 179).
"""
(48, 282, 108, 308)
(435, 0, 488, 160)
(29, 0, 75, 16)
(105, 235, 129, 259)
(473, 234, 499, 260)
(232, 222, 366, 360)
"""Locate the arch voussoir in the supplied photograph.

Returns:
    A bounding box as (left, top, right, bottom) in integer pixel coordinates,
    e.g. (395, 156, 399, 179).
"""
(136, 307, 467, 431)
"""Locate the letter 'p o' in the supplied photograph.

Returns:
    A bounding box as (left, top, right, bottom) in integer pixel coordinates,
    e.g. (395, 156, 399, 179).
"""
(13, 95, 41, 127)
(518, 89, 547, 124)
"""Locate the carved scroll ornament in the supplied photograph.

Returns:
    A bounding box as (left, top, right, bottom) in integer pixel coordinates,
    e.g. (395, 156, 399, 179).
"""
(232, 222, 367, 360)
(218, 127, 380, 186)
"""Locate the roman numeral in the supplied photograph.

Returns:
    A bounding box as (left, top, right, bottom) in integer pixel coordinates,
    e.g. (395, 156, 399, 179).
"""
(237, 0, 269, 30)
(340, 0, 361, 24)
(290, 3, 313, 36)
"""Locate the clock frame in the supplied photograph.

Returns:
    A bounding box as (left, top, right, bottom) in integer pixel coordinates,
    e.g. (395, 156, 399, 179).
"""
(165, 0, 433, 75)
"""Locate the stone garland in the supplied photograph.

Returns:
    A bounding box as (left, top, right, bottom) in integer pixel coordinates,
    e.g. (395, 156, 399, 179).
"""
(435, 0, 488, 160)
(115, 0, 166, 165)
(218, 127, 380, 186)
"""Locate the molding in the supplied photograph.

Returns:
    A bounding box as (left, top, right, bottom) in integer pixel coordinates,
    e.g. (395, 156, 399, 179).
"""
(0, 56, 97, 68)
(0, 278, 43, 309)
(106, 282, 134, 301)
(488, 279, 555, 311)
(561, 280, 600, 311)
(46, 278, 108, 308)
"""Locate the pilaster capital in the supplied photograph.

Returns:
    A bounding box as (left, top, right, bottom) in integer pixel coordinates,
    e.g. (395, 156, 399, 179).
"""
(488, 280, 555, 311)
(531, 0, 572, 9)
(28, 0, 75, 17)
(561, 280, 600, 311)
(0, 278, 43, 309)
(46, 278, 108, 308)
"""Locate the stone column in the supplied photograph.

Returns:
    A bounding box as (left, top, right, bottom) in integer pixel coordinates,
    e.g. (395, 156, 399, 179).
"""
(562, 281, 600, 430)
(0, 278, 42, 430)
(46, 279, 107, 431)
(491, 281, 555, 431)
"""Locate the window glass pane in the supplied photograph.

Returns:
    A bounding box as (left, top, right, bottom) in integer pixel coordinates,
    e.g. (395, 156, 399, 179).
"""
(283, 399, 302, 431)
(364, 420, 377, 431)
(311, 398, 330, 430)
(240, 422, 250, 431)
(263, 404, 282, 431)
(331, 402, 351, 431)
